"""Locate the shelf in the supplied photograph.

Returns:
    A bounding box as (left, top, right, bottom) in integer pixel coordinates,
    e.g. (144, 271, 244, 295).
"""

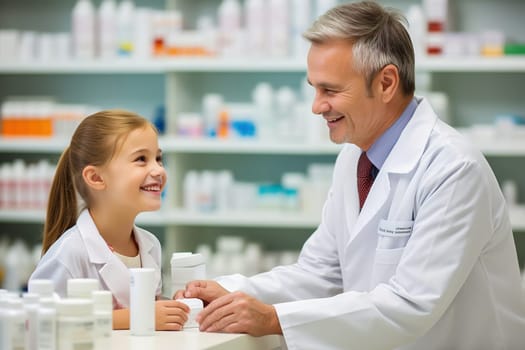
(1, 56, 525, 74)
(0, 137, 68, 153)
(0, 58, 306, 74)
(160, 138, 342, 155)
(0, 59, 166, 74)
(6, 134, 525, 156)
(137, 210, 321, 228)
(2, 207, 525, 231)
(509, 206, 525, 232)
(417, 56, 525, 72)
(458, 128, 525, 156)
(0, 209, 321, 229)
(0, 137, 342, 155)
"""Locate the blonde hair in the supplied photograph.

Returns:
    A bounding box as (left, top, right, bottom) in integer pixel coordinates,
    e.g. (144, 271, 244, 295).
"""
(303, 0, 415, 96)
(42, 109, 156, 254)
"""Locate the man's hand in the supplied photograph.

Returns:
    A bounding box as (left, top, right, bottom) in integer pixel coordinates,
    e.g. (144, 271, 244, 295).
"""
(173, 280, 229, 305)
(196, 291, 283, 336)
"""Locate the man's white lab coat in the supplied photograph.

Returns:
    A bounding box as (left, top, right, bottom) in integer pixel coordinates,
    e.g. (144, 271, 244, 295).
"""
(217, 98, 525, 349)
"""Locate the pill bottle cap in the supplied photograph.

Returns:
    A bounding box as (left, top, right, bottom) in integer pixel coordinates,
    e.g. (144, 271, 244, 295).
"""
(67, 278, 99, 299)
(171, 253, 204, 267)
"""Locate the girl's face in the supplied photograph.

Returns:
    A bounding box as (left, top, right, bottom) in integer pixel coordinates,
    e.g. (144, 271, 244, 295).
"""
(99, 126, 166, 216)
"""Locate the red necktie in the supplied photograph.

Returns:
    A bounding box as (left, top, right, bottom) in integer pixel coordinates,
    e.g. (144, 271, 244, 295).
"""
(357, 152, 374, 209)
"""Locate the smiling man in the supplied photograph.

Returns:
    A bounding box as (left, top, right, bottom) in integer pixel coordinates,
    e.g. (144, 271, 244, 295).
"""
(178, 2, 525, 349)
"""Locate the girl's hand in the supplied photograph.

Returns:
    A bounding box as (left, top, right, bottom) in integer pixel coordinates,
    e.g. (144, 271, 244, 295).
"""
(155, 299, 190, 331)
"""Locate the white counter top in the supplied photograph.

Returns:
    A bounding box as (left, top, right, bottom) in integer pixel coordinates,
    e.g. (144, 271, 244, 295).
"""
(110, 329, 286, 350)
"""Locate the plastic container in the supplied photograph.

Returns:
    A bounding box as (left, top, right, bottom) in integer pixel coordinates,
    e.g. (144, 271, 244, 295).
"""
(269, 0, 290, 57)
(23, 292, 40, 350)
(3, 299, 26, 350)
(177, 298, 203, 329)
(170, 252, 206, 296)
(129, 268, 155, 336)
(117, 0, 135, 56)
(67, 278, 99, 299)
(37, 297, 57, 350)
(92, 290, 113, 349)
(245, 0, 267, 56)
(218, 0, 242, 56)
(202, 94, 224, 137)
(56, 299, 94, 350)
(98, 0, 117, 58)
(72, 0, 96, 59)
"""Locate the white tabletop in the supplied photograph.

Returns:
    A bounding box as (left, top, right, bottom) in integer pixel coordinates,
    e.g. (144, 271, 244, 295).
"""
(110, 329, 286, 350)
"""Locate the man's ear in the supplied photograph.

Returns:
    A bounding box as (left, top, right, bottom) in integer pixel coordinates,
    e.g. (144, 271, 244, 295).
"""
(378, 64, 399, 103)
(82, 165, 105, 190)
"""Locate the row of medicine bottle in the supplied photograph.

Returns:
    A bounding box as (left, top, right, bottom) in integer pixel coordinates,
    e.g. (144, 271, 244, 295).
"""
(0, 160, 55, 211)
(1, 278, 112, 350)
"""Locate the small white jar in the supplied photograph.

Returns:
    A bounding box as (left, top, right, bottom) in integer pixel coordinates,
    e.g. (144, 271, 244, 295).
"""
(56, 299, 94, 350)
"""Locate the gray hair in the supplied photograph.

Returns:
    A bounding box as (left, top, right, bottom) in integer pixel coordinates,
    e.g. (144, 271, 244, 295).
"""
(303, 1, 415, 95)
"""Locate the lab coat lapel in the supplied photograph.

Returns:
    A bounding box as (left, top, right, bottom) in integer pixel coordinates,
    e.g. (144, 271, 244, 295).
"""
(344, 97, 437, 246)
(78, 210, 131, 308)
(134, 226, 162, 290)
(99, 257, 131, 308)
(134, 227, 160, 276)
(342, 145, 391, 246)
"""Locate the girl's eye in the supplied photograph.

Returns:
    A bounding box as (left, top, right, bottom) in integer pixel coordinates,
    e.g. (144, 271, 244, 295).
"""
(135, 155, 146, 162)
(156, 155, 163, 165)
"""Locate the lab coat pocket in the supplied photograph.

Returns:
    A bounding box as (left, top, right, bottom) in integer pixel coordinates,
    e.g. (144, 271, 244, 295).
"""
(371, 247, 405, 287)
(371, 220, 413, 287)
(377, 219, 413, 249)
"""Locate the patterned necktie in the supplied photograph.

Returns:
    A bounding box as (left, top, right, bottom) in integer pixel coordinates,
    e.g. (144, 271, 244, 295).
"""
(357, 152, 375, 209)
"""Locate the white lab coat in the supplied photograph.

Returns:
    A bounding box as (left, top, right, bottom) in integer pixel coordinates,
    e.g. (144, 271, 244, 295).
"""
(30, 209, 162, 308)
(217, 98, 525, 349)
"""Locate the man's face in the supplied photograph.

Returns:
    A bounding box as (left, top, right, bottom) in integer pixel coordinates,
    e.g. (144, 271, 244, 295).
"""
(307, 40, 384, 150)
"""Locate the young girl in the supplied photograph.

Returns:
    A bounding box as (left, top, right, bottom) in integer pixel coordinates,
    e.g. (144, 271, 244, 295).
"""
(30, 110, 189, 330)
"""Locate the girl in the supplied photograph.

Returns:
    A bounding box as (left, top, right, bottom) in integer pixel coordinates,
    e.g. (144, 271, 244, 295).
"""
(30, 110, 189, 330)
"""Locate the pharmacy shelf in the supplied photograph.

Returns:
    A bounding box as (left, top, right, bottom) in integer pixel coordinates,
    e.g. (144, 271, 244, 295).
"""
(0, 137, 68, 153)
(0, 59, 166, 74)
(4, 135, 525, 156)
(2, 207, 525, 231)
(0, 58, 306, 74)
(0, 137, 342, 155)
(458, 128, 525, 156)
(1, 56, 525, 74)
(0, 209, 321, 229)
(160, 138, 342, 155)
(417, 56, 525, 72)
(137, 210, 322, 228)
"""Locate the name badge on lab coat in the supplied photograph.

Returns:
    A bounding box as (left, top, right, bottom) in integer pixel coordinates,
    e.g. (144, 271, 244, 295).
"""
(377, 219, 414, 249)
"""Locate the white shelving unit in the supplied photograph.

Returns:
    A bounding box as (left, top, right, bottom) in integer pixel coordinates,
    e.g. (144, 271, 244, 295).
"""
(2, 56, 525, 74)
(1, 0, 525, 257)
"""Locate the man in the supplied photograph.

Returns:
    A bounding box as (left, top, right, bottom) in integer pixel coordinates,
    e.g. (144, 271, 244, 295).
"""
(178, 2, 525, 349)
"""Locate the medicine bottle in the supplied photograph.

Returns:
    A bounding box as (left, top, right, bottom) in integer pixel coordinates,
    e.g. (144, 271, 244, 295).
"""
(177, 298, 204, 329)
(171, 252, 206, 296)
(56, 299, 94, 350)
(23, 292, 40, 350)
(92, 290, 113, 349)
(129, 268, 155, 336)
(3, 298, 26, 350)
(67, 278, 99, 299)
(72, 0, 96, 59)
(37, 298, 57, 350)
(28, 279, 60, 300)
